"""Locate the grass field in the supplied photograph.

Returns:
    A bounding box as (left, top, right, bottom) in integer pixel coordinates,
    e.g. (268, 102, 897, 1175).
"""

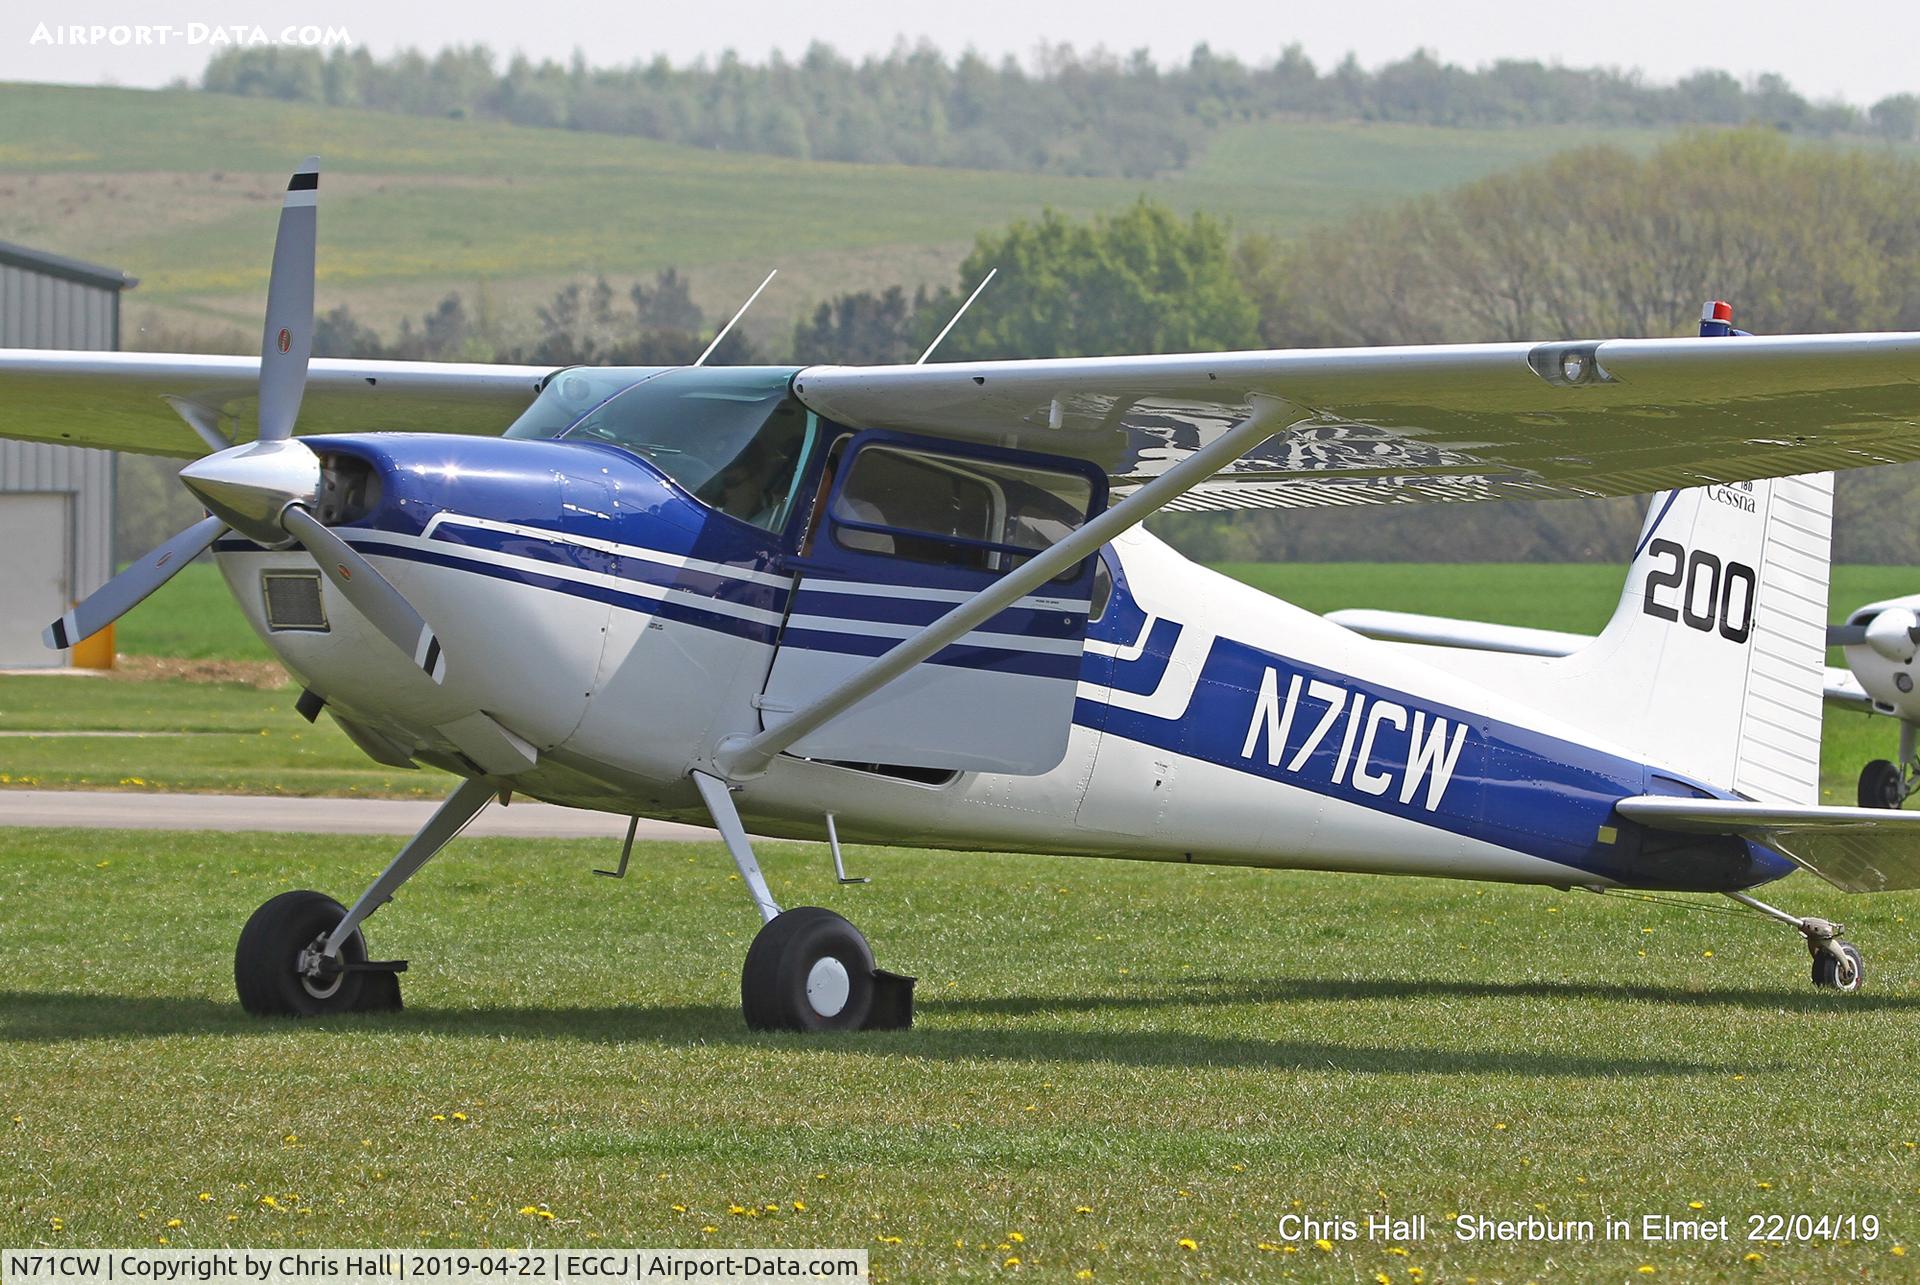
(1, 828, 1916, 1278)
(0, 82, 1672, 350)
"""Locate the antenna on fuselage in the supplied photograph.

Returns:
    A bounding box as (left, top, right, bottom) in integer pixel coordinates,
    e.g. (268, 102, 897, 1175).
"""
(694, 268, 778, 367)
(916, 267, 997, 365)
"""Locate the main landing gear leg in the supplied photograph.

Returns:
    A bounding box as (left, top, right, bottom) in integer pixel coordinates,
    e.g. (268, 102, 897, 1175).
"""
(234, 775, 496, 1016)
(1857, 721, 1920, 809)
(691, 771, 914, 1032)
(1726, 890, 1865, 993)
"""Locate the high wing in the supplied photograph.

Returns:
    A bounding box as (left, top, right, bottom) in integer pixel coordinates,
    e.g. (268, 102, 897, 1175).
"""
(793, 332, 1920, 512)
(1326, 607, 1876, 711)
(1617, 796, 1920, 893)
(0, 350, 551, 457)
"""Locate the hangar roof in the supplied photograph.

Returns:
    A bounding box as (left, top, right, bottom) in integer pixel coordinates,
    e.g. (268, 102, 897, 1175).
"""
(0, 240, 138, 292)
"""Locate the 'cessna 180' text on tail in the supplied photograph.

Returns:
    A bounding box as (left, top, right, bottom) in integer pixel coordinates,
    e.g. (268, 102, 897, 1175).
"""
(8, 159, 1920, 1030)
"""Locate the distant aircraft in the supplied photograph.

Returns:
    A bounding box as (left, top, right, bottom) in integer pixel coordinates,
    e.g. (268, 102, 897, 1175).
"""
(6, 159, 1920, 1029)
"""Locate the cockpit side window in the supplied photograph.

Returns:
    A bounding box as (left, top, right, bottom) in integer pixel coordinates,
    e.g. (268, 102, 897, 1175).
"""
(829, 443, 1097, 581)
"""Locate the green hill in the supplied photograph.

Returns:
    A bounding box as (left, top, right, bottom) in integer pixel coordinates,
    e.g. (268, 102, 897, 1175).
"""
(0, 82, 1669, 355)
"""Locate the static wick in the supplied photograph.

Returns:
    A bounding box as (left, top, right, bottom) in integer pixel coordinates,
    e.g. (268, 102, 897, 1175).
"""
(916, 267, 997, 365)
(695, 269, 778, 367)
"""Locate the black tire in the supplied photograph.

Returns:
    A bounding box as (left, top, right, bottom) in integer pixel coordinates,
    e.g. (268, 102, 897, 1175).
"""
(1811, 943, 1865, 992)
(1857, 759, 1904, 809)
(741, 907, 875, 1032)
(235, 890, 370, 1017)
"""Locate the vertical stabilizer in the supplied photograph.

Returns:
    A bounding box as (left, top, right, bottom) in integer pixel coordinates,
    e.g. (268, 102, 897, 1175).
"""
(1548, 475, 1833, 801)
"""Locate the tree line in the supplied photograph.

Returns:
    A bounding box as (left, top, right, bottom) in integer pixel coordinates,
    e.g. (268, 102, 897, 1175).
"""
(198, 41, 1920, 180)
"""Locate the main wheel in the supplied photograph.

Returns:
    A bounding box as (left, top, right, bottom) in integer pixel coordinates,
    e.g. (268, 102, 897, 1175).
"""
(235, 890, 373, 1016)
(1857, 759, 1904, 809)
(741, 907, 876, 1032)
(1811, 943, 1865, 992)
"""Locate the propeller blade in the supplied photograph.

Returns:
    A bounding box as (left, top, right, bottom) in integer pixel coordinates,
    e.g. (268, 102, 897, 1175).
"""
(280, 506, 447, 684)
(258, 156, 319, 444)
(43, 515, 227, 650)
(1826, 624, 1869, 647)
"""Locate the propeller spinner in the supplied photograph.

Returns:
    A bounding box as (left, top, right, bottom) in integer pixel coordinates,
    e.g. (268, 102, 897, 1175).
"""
(42, 157, 448, 685)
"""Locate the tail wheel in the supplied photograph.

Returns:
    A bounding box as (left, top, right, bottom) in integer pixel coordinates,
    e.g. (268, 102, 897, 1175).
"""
(1857, 759, 1904, 809)
(236, 890, 373, 1016)
(741, 907, 876, 1032)
(1812, 943, 1865, 992)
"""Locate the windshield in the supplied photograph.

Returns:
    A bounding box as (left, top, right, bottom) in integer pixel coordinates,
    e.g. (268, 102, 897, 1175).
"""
(506, 366, 814, 530)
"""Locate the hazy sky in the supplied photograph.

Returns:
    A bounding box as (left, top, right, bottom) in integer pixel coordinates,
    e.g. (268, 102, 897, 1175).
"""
(10, 1, 1918, 106)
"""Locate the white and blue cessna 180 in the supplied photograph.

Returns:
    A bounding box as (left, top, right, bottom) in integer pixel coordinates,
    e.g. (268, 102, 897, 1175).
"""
(8, 159, 1920, 1030)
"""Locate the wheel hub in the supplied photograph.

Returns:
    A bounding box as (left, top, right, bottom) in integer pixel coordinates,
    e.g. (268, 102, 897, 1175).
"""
(805, 957, 852, 1018)
(295, 937, 345, 1000)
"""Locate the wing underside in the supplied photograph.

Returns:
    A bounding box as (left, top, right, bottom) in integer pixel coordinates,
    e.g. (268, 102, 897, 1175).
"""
(794, 332, 1920, 512)
(0, 350, 552, 456)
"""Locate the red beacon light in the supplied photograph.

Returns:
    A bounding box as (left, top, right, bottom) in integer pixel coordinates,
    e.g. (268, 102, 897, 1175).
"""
(1699, 298, 1745, 338)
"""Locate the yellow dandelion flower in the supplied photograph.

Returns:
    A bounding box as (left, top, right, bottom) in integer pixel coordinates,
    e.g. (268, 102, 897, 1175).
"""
(9, 1115, 20, 1124)
(197, 1193, 211, 1202)
(1756, 1181, 1772, 1190)
(158, 1238, 169, 1247)
(431, 1114, 446, 1122)
(1315, 1239, 1333, 1252)
(1178, 1238, 1198, 1252)
(1637, 1267, 1656, 1275)
(537, 1211, 555, 1221)
(1074, 1206, 1093, 1215)
(1008, 1232, 1024, 1243)
(518, 1207, 539, 1216)
(672, 1204, 686, 1213)
(259, 1197, 280, 1209)
(701, 1226, 716, 1235)
(1002, 1257, 1020, 1268)
(225, 1215, 237, 1224)
(876, 1235, 902, 1246)
(1075, 1273, 1093, 1281)
(451, 1113, 468, 1122)
(1744, 1252, 1764, 1263)
(792, 1201, 806, 1212)
(49, 1218, 64, 1232)
(765, 1204, 779, 1212)
(1376, 1275, 1392, 1285)
(1388, 1246, 1409, 1256)
(1891, 1246, 1906, 1257)
(166, 1219, 182, 1229)
(727, 1205, 748, 1216)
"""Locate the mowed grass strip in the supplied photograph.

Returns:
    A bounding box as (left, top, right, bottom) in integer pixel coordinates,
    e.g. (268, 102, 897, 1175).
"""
(0, 828, 1915, 1277)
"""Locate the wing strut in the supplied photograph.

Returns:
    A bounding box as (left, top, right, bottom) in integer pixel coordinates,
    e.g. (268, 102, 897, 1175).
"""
(712, 394, 1307, 780)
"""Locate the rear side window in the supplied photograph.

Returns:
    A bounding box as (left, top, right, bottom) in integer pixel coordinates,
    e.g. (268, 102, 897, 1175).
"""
(830, 444, 1096, 579)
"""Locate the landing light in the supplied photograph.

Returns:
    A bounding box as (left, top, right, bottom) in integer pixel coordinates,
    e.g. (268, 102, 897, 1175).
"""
(1560, 352, 1587, 382)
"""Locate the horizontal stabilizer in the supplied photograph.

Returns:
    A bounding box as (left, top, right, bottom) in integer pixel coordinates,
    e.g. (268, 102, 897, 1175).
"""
(1617, 796, 1920, 893)
(1325, 608, 1587, 657)
(1328, 608, 1873, 712)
